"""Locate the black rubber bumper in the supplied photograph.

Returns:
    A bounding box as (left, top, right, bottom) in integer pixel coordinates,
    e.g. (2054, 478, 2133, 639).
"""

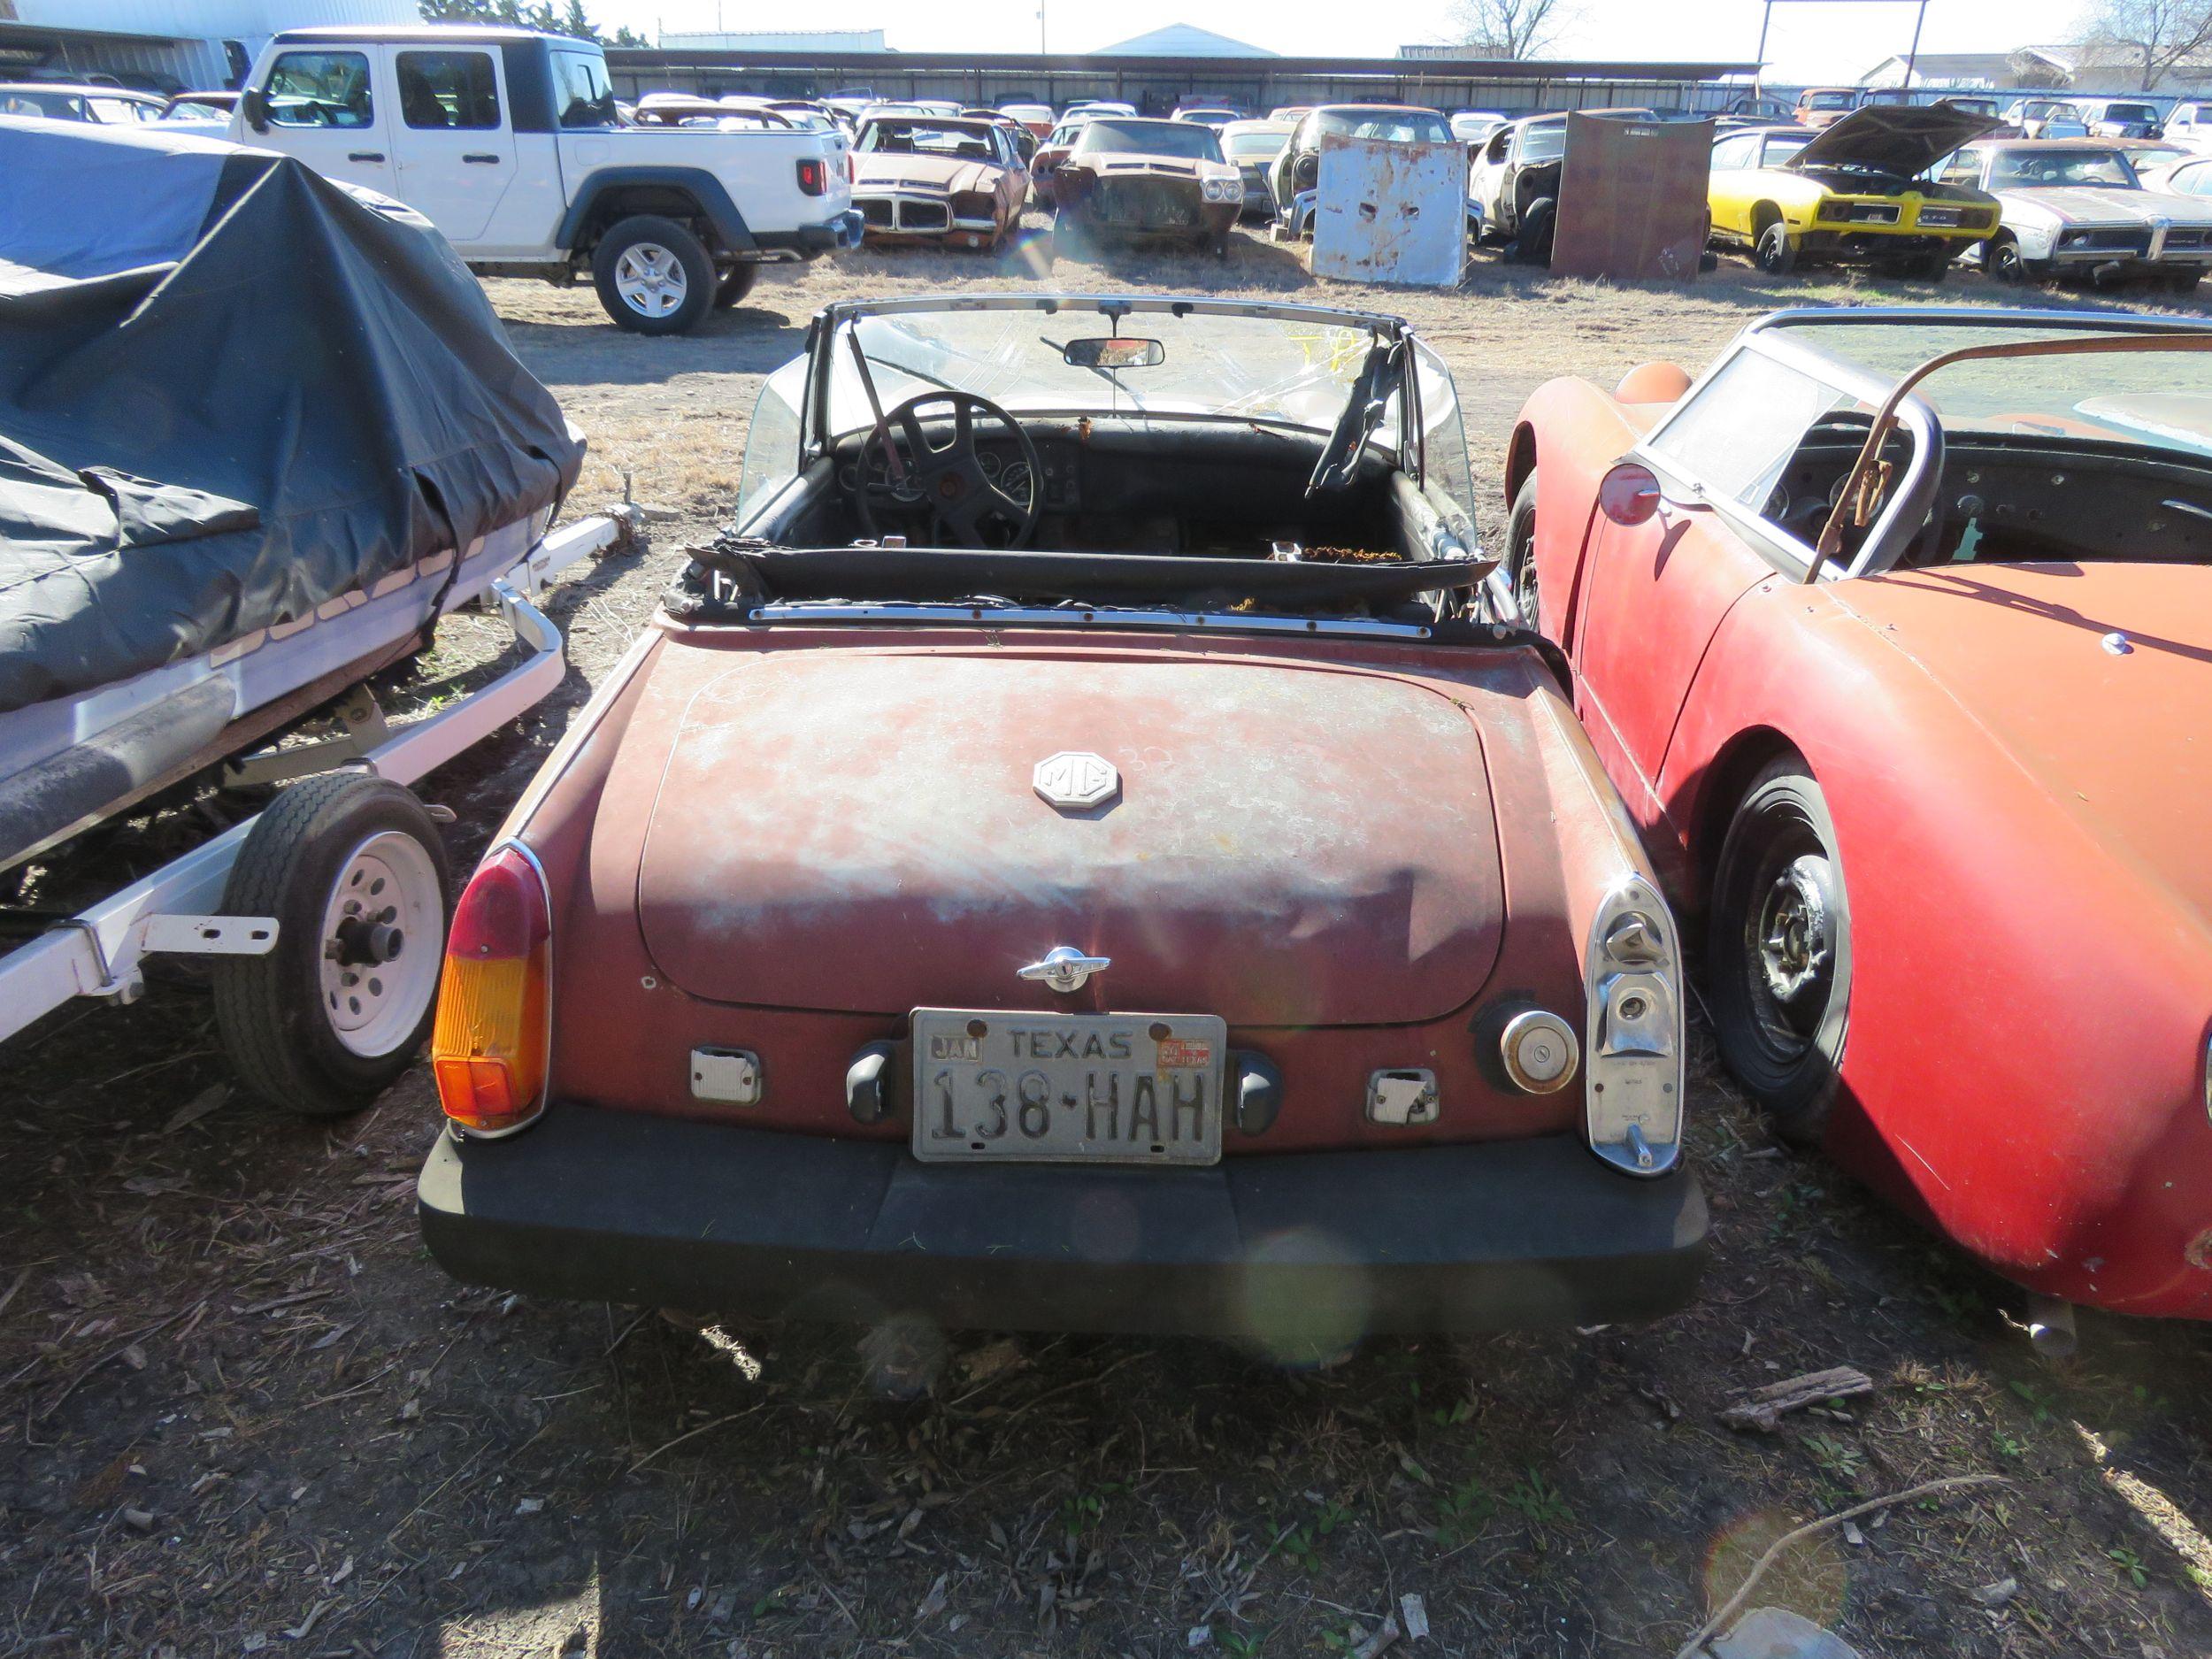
(418, 1105, 1708, 1340)
(750, 210, 864, 257)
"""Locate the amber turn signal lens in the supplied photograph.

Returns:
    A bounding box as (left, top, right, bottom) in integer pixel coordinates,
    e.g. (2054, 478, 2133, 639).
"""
(431, 845, 550, 1134)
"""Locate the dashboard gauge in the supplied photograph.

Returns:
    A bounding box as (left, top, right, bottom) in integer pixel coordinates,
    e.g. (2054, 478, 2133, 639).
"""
(1000, 461, 1033, 501)
(978, 449, 1002, 480)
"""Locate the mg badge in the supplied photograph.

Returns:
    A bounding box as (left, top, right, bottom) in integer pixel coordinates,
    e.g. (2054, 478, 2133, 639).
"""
(1033, 750, 1120, 810)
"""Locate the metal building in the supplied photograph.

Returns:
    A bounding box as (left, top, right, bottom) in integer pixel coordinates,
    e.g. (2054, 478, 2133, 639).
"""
(0, 0, 418, 93)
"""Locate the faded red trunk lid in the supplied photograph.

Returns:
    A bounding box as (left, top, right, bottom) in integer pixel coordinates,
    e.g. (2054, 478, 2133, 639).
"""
(634, 646, 1503, 1024)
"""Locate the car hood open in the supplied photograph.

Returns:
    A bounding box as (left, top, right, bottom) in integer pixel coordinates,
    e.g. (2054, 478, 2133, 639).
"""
(633, 645, 1504, 1024)
(1789, 104, 2005, 177)
(1841, 562, 2212, 915)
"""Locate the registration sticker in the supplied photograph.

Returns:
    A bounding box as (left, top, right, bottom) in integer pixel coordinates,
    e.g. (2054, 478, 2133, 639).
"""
(1155, 1038, 1212, 1071)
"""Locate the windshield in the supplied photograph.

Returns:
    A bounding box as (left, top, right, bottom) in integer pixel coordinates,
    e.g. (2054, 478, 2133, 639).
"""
(1768, 319, 2212, 461)
(826, 304, 1384, 440)
(1518, 121, 1566, 161)
(1225, 129, 1289, 158)
(858, 119, 1003, 159)
(1073, 119, 1223, 160)
(1987, 148, 2138, 188)
(1314, 108, 1453, 144)
(1806, 91, 1855, 110)
(1762, 134, 1813, 165)
(2104, 103, 2158, 121)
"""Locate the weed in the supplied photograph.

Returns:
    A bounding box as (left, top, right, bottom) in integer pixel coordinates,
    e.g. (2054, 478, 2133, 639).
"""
(1432, 1477, 1494, 1548)
(2008, 1379, 2057, 1424)
(1804, 1434, 1864, 1481)
(2109, 1547, 2148, 1589)
(1218, 1632, 1263, 1659)
(1502, 1470, 1576, 1547)
(1992, 1430, 2027, 1461)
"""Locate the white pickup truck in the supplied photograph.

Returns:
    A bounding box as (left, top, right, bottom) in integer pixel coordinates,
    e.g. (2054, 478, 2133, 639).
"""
(230, 24, 860, 332)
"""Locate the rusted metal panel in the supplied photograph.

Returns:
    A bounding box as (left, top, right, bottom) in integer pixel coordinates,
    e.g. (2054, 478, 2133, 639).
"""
(1550, 112, 1712, 281)
(1310, 134, 1465, 288)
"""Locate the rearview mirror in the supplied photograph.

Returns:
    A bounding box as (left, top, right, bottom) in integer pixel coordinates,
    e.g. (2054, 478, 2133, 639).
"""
(1062, 336, 1164, 370)
(241, 87, 268, 132)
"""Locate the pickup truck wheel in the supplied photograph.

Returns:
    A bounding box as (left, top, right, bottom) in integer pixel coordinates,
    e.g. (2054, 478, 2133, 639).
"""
(713, 264, 760, 309)
(594, 215, 713, 334)
(1706, 757, 1851, 1141)
(211, 773, 450, 1117)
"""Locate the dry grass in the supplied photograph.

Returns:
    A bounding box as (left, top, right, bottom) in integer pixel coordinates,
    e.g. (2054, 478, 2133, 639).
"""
(4, 219, 2211, 1659)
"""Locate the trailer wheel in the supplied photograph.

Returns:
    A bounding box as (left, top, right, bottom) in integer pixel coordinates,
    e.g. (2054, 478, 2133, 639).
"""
(211, 773, 450, 1117)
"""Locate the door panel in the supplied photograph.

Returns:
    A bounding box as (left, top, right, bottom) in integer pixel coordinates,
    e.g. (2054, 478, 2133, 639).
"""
(388, 45, 515, 245)
(257, 46, 395, 198)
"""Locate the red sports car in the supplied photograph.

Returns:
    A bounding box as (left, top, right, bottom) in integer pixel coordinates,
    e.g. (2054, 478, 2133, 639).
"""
(416, 294, 1707, 1351)
(1502, 306, 2212, 1322)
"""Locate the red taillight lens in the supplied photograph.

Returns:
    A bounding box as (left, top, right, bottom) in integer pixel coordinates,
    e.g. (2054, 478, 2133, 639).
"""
(431, 845, 550, 1134)
(1597, 462, 1663, 527)
(796, 157, 826, 196)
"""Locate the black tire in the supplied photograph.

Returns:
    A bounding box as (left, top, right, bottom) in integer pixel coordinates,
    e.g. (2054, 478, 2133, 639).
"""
(2166, 268, 2204, 295)
(1986, 232, 2034, 285)
(1504, 472, 1544, 635)
(1755, 219, 1797, 276)
(1705, 757, 1851, 1141)
(712, 263, 759, 309)
(1507, 196, 1555, 265)
(592, 213, 714, 335)
(1916, 252, 1951, 283)
(211, 773, 450, 1117)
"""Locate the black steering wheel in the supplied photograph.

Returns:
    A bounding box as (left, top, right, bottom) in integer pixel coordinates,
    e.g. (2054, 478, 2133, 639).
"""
(854, 391, 1041, 549)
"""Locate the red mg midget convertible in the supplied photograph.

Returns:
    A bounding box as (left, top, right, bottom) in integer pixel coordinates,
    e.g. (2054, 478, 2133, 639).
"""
(418, 295, 1706, 1350)
(1502, 308, 2212, 1321)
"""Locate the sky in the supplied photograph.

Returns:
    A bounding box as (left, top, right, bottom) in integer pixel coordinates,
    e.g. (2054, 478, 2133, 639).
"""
(600, 0, 2093, 81)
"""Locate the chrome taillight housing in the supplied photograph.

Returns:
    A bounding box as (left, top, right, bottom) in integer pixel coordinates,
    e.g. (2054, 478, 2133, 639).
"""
(1584, 877, 1685, 1175)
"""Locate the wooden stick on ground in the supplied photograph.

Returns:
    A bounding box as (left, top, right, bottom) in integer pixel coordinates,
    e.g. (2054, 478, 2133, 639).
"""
(1671, 1473, 2007, 1659)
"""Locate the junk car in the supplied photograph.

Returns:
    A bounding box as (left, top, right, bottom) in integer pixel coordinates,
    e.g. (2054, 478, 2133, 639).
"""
(1937, 139, 2212, 290)
(1706, 103, 2001, 277)
(1467, 108, 1657, 263)
(1499, 306, 2212, 1321)
(416, 293, 1709, 1348)
(1219, 118, 1294, 218)
(1275, 105, 1455, 230)
(1049, 119, 1243, 255)
(851, 116, 1031, 250)
(2002, 98, 2091, 139)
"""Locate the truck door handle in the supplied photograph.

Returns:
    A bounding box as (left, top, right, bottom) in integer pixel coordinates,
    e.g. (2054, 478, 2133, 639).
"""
(348, 150, 385, 162)
(462, 152, 500, 164)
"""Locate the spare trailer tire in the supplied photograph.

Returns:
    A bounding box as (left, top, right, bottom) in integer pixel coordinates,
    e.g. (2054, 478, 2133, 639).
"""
(211, 772, 450, 1117)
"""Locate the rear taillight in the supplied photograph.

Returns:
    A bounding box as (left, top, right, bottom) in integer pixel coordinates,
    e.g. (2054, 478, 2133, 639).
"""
(431, 844, 551, 1135)
(796, 157, 827, 196)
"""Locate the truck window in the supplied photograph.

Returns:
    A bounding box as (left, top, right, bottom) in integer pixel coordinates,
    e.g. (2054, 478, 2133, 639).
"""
(396, 50, 500, 130)
(265, 50, 374, 129)
(552, 51, 616, 128)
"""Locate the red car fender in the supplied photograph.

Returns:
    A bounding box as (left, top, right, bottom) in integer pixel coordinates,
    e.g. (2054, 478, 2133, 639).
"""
(1660, 580, 2212, 1315)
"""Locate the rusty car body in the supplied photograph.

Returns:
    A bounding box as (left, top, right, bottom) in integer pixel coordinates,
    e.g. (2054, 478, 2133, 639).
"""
(1050, 118, 1243, 254)
(416, 293, 1709, 1345)
(1499, 307, 2212, 1321)
(849, 115, 1029, 250)
(1277, 105, 1455, 234)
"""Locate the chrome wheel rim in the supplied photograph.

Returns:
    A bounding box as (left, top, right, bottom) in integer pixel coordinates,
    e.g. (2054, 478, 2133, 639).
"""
(319, 830, 443, 1058)
(1741, 836, 1838, 1063)
(1509, 517, 1541, 631)
(613, 242, 687, 318)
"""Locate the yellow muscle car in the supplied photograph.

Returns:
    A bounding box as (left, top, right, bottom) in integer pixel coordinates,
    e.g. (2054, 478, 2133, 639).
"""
(1709, 103, 2003, 278)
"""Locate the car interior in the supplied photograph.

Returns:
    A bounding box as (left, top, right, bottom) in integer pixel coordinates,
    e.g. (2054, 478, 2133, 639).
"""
(1761, 411, 2212, 569)
(744, 407, 1459, 566)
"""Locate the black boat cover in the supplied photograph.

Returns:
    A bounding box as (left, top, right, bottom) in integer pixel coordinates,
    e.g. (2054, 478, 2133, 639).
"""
(0, 119, 582, 713)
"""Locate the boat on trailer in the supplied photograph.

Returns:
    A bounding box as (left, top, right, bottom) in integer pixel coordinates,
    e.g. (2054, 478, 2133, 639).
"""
(0, 116, 622, 1113)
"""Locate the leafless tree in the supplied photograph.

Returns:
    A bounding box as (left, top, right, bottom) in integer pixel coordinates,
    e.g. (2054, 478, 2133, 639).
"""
(1447, 0, 1575, 60)
(2084, 0, 2212, 89)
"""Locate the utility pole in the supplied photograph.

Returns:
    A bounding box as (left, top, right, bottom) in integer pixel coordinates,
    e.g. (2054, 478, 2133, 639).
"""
(1902, 0, 1929, 87)
(1754, 0, 1773, 94)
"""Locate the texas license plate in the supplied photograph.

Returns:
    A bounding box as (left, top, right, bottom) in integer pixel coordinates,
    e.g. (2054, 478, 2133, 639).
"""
(910, 1010, 1227, 1165)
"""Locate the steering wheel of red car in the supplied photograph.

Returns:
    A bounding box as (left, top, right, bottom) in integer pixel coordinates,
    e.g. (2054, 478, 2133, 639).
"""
(854, 391, 1042, 549)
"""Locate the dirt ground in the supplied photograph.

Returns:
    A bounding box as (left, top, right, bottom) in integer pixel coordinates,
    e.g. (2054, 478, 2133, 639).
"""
(7, 223, 2212, 1659)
